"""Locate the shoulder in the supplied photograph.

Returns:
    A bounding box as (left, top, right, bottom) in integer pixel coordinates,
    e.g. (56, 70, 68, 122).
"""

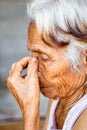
(72, 109, 87, 130)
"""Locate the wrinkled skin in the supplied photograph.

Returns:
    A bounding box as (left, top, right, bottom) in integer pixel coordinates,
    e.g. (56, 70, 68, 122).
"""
(28, 23, 86, 99)
(7, 22, 87, 129)
(7, 57, 40, 130)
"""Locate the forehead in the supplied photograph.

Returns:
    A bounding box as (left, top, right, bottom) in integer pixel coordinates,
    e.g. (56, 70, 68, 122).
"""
(28, 22, 68, 55)
(28, 22, 70, 50)
(28, 22, 41, 46)
(28, 22, 56, 53)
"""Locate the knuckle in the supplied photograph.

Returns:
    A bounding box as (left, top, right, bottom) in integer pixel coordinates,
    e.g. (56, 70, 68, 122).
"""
(7, 76, 15, 87)
(7, 76, 11, 84)
(7, 77, 11, 88)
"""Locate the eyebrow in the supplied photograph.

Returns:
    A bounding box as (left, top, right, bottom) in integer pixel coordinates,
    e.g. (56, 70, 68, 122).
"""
(27, 47, 47, 54)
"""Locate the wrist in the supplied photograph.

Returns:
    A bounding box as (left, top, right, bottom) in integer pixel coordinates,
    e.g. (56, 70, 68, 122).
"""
(22, 100, 40, 130)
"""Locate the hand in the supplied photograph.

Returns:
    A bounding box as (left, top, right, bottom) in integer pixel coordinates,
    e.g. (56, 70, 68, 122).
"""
(7, 56, 40, 130)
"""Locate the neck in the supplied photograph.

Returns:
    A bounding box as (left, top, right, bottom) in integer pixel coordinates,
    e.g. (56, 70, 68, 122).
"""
(55, 85, 87, 129)
(60, 85, 86, 111)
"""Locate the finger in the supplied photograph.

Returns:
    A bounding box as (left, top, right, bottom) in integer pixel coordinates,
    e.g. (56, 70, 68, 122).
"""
(27, 57, 38, 76)
(14, 57, 31, 76)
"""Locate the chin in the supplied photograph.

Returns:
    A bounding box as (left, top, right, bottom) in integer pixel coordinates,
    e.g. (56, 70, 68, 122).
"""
(39, 79, 58, 99)
(40, 83, 66, 99)
(40, 86, 60, 99)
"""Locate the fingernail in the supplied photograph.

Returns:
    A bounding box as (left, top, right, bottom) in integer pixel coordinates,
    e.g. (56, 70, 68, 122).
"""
(32, 57, 37, 62)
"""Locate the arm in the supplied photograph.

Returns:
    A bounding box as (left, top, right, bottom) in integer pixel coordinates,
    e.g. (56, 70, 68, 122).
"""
(7, 57, 40, 130)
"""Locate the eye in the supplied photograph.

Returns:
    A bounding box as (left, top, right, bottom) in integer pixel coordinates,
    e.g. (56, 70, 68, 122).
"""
(40, 54, 49, 61)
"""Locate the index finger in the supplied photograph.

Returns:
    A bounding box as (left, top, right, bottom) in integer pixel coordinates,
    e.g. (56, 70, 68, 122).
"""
(14, 57, 31, 75)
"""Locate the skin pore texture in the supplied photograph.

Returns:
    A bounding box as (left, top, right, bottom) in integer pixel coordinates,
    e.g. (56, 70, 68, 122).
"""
(28, 22, 87, 129)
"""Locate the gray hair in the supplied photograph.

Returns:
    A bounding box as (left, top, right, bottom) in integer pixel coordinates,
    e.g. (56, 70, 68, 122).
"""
(27, 0, 87, 72)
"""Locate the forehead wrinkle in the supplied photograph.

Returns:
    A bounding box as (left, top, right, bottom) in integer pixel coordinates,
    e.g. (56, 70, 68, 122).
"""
(28, 22, 55, 55)
(29, 41, 52, 56)
(28, 22, 42, 49)
(28, 29, 48, 54)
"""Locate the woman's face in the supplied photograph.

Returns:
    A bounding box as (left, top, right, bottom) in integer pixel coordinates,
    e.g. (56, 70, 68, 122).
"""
(28, 23, 86, 99)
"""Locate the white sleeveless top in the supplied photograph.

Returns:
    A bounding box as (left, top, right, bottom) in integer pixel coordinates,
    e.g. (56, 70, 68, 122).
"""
(47, 94, 87, 130)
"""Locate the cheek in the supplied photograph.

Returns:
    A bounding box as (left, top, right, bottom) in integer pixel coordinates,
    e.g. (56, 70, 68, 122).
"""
(63, 70, 85, 88)
(39, 63, 68, 98)
(38, 62, 54, 82)
(41, 61, 68, 82)
(42, 67, 58, 83)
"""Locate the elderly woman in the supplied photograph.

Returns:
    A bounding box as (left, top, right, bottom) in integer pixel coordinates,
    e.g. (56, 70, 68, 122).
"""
(7, 0, 87, 130)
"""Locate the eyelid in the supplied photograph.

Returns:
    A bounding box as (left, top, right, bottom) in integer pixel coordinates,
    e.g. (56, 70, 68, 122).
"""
(28, 47, 50, 61)
(41, 54, 49, 61)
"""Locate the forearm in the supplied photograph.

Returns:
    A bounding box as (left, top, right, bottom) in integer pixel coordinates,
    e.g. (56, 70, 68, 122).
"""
(7, 57, 40, 130)
(22, 101, 40, 130)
